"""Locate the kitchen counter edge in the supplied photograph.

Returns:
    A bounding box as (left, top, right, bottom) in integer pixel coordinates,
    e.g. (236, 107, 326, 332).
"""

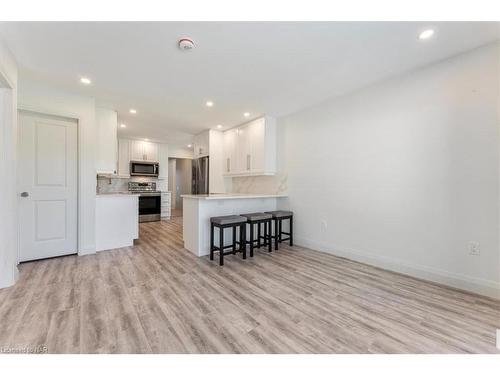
(181, 193, 288, 200)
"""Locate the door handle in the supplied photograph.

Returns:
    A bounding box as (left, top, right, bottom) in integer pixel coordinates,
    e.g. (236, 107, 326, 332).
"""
(20, 192, 29, 197)
(227, 158, 230, 172)
(247, 154, 251, 170)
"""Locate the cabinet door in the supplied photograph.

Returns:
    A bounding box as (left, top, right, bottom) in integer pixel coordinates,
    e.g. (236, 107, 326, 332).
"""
(117, 139, 130, 177)
(130, 140, 145, 161)
(248, 118, 265, 172)
(223, 129, 237, 174)
(158, 143, 168, 179)
(96, 108, 118, 174)
(236, 124, 252, 173)
(144, 142, 159, 162)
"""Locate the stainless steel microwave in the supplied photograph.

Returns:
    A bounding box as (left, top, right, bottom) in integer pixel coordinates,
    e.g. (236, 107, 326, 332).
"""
(130, 161, 159, 177)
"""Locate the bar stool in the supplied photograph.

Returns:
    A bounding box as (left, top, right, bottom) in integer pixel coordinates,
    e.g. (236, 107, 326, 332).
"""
(210, 215, 247, 266)
(241, 212, 273, 257)
(265, 211, 293, 250)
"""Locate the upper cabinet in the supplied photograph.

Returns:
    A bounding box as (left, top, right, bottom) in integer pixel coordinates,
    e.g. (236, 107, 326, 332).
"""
(96, 108, 118, 175)
(193, 131, 210, 159)
(130, 140, 159, 162)
(158, 143, 169, 180)
(117, 138, 131, 177)
(223, 128, 238, 174)
(117, 138, 167, 179)
(223, 116, 276, 176)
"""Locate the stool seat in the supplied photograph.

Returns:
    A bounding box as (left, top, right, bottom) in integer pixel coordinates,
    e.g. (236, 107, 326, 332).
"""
(265, 210, 293, 218)
(210, 215, 247, 265)
(210, 215, 247, 225)
(241, 212, 272, 221)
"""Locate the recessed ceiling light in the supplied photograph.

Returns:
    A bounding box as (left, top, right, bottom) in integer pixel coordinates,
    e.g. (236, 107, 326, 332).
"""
(129, 109, 137, 114)
(243, 112, 250, 117)
(80, 77, 91, 85)
(216, 124, 223, 129)
(187, 144, 192, 148)
(206, 101, 214, 107)
(419, 29, 435, 40)
(120, 124, 126, 128)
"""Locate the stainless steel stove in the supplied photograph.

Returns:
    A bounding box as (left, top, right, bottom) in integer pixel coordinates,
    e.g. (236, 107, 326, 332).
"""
(129, 182, 161, 222)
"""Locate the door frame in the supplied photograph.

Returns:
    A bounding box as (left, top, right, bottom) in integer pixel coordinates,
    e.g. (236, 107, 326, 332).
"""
(17, 104, 80, 261)
(0, 66, 18, 287)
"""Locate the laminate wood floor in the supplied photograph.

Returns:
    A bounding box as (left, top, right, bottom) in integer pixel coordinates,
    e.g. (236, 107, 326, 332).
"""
(1, 218, 499, 353)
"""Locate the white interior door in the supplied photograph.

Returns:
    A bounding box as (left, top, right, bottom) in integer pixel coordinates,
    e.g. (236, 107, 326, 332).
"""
(18, 111, 78, 261)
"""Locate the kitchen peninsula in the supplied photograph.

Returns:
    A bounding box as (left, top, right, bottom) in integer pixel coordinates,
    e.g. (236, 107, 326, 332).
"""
(182, 194, 288, 256)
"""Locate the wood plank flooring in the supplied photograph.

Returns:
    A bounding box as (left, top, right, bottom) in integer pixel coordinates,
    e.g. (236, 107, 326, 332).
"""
(0, 217, 499, 353)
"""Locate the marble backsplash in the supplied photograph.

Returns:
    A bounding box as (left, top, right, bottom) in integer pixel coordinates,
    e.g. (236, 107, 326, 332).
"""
(231, 173, 288, 195)
(97, 176, 167, 193)
(97, 173, 285, 195)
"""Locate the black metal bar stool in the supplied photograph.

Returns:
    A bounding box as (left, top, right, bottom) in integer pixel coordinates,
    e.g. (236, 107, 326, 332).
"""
(241, 213, 273, 257)
(210, 215, 247, 266)
(265, 211, 293, 250)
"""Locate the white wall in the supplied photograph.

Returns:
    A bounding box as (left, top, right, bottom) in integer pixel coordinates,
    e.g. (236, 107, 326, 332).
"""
(169, 145, 193, 159)
(0, 39, 18, 288)
(274, 43, 499, 298)
(18, 78, 97, 255)
(175, 158, 192, 209)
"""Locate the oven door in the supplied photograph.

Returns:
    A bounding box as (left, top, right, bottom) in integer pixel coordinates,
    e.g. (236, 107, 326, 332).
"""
(138, 195, 161, 222)
(130, 162, 159, 177)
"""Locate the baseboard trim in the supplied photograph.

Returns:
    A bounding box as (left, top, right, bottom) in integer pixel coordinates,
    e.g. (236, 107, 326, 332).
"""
(0, 264, 18, 289)
(78, 246, 96, 256)
(295, 236, 500, 300)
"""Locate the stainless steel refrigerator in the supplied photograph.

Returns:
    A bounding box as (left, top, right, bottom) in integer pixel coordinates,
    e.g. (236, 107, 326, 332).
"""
(192, 156, 209, 194)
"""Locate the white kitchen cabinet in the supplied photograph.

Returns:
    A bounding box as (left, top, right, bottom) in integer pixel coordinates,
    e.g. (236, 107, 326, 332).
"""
(223, 128, 238, 174)
(161, 191, 171, 220)
(248, 117, 266, 173)
(96, 108, 118, 174)
(130, 140, 159, 162)
(193, 130, 210, 158)
(95, 194, 139, 251)
(144, 141, 159, 162)
(236, 122, 252, 173)
(223, 116, 276, 176)
(130, 140, 144, 161)
(118, 138, 167, 177)
(158, 143, 169, 180)
(117, 138, 131, 177)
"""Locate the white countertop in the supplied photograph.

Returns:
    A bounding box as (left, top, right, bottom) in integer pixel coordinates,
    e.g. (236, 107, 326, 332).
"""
(181, 193, 287, 200)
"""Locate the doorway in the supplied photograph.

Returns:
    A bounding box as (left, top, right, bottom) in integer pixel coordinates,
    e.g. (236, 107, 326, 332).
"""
(18, 110, 78, 261)
(168, 157, 192, 218)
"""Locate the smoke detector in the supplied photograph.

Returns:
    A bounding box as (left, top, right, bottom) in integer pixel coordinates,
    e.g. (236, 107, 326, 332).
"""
(178, 38, 195, 51)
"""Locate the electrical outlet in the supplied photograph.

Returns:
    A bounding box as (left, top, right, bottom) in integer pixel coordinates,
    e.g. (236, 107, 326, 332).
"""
(468, 241, 480, 256)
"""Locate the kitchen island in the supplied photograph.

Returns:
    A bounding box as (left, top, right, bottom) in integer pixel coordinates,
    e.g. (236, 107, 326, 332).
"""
(182, 194, 288, 256)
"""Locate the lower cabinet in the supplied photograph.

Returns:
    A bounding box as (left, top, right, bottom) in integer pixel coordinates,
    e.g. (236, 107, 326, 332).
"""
(161, 191, 171, 220)
(95, 195, 139, 251)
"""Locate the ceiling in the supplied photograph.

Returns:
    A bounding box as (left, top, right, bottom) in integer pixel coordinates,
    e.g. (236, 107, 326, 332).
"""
(0, 22, 498, 146)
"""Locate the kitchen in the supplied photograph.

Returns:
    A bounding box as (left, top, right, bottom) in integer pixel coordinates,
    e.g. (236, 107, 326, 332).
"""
(95, 107, 171, 251)
(95, 108, 287, 258)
